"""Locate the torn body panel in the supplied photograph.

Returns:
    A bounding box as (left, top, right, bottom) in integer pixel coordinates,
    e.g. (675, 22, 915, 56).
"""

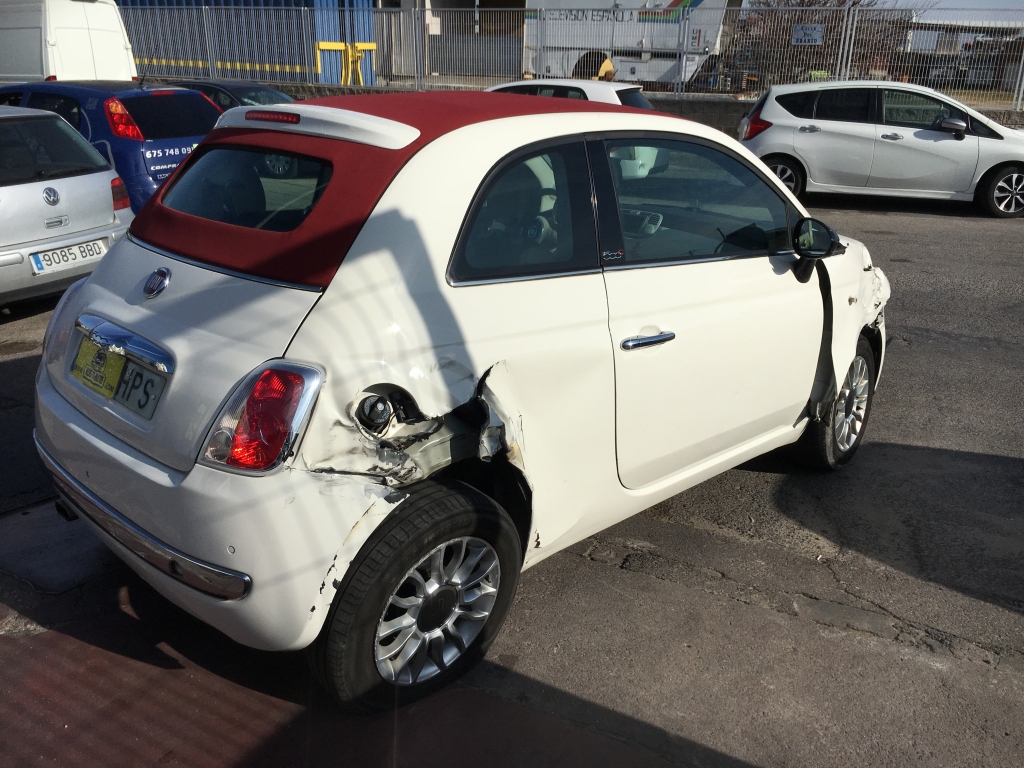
(808, 237, 890, 420)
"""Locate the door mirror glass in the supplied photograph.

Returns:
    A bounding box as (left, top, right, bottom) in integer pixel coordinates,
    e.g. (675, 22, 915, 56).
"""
(793, 217, 843, 259)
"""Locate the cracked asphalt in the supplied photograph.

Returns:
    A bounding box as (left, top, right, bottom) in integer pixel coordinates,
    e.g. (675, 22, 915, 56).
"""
(1, 194, 1022, 767)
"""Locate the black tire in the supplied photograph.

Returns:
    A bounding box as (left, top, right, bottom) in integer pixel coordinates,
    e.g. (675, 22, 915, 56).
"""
(763, 154, 806, 198)
(798, 336, 876, 471)
(309, 480, 522, 712)
(980, 165, 1024, 218)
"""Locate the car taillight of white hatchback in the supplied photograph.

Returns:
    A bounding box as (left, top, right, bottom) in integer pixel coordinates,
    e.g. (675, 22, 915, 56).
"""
(200, 363, 323, 473)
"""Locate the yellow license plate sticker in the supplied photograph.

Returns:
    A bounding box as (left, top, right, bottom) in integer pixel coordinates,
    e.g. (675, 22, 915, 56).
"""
(71, 337, 127, 398)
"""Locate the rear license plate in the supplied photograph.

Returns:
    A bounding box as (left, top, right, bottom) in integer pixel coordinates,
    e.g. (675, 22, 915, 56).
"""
(30, 239, 106, 276)
(71, 337, 167, 420)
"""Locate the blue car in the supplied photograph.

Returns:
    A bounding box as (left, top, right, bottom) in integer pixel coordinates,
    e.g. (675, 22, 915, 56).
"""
(0, 81, 221, 212)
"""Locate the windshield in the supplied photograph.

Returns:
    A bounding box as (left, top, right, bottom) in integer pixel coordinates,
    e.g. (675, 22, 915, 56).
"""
(618, 89, 654, 110)
(232, 86, 294, 106)
(121, 93, 221, 140)
(0, 115, 108, 187)
(162, 146, 333, 232)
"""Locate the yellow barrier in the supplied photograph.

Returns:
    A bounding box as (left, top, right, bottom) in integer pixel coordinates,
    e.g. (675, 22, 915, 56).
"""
(135, 58, 306, 74)
(315, 41, 377, 85)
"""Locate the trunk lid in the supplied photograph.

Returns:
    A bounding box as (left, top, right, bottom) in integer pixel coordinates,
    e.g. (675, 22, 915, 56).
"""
(118, 91, 219, 185)
(44, 236, 321, 472)
(1, 170, 115, 248)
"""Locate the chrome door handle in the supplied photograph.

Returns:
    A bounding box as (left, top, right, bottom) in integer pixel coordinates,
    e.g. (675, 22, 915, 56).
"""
(621, 331, 675, 351)
(798, 125, 820, 133)
(881, 133, 903, 141)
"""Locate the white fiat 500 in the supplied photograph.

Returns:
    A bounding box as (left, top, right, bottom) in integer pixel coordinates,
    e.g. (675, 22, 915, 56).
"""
(35, 92, 890, 710)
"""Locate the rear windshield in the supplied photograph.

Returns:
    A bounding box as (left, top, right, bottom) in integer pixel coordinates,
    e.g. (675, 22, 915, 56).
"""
(618, 89, 654, 110)
(121, 93, 221, 140)
(162, 146, 333, 232)
(0, 115, 108, 187)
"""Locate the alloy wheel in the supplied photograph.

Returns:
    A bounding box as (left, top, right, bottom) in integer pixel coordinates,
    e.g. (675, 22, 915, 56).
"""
(375, 537, 500, 686)
(771, 164, 797, 192)
(263, 154, 292, 177)
(833, 355, 869, 452)
(993, 173, 1024, 213)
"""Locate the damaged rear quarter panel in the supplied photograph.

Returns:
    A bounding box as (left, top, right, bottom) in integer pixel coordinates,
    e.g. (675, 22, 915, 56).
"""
(285, 115, 629, 563)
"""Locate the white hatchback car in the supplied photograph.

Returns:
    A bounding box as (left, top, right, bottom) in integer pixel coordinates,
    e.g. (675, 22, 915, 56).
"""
(1, 106, 134, 304)
(35, 92, 889, 710)
(739, 81, 1024, 217)
(486, 78, 655, 109)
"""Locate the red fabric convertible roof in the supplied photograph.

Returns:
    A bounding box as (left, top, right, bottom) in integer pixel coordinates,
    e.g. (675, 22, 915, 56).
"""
(129, 91, 633, 289)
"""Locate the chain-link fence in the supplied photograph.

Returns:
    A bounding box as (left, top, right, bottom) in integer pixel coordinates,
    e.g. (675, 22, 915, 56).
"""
(123, 5, 1024, 110)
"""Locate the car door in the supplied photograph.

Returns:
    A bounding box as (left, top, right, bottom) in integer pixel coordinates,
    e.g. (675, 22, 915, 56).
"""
(792, 87, 876, 187)
(866, 88, 979, 192)
(593, 135, 822, 489)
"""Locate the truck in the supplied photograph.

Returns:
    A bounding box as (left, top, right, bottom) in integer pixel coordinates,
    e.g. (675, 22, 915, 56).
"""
(0, 0, 137, 83)
(523, 0, 742, 86)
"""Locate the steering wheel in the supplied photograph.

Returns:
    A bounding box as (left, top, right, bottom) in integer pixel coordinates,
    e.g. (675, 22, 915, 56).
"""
(522, 214, 555, 245)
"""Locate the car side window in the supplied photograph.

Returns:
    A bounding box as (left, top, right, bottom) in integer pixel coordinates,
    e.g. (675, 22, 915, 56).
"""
(1, 92, 23, 107)
(775, 91, 816, 118)
(450, 141, 597, 283)
(970, 116, 1001, 139)
(602, 139, 790, 265)
(500, 85, 537, 96)
(536, 86, 584, 99)
(208, 87, 234, 110)
(883, 89, 966, 131)
(814, 88, 874, 123)
(25, 92, 81, 130)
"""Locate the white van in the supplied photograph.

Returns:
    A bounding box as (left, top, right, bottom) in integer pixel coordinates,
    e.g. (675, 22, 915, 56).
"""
(0, 0, 137, 83)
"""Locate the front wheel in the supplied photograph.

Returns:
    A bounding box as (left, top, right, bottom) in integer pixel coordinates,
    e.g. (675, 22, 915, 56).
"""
(309, 481, 522, 712)
(797, 336, 876, 470)
(981, 166, 1024, 218)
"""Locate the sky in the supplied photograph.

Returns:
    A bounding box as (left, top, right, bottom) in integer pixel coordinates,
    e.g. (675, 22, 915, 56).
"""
(928, 0, 1022, 7)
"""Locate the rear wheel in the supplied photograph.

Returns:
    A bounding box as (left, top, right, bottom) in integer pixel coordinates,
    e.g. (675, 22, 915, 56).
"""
(981, 166, 1024, 218)
(309, 481, 522, 712)
(763, 155, 805, 198)
(798, 336, 875, 470)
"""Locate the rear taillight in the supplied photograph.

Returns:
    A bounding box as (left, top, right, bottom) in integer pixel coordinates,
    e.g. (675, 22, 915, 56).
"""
(104, 97, 144, 141)
(44, 75, 56, 82)
(201, 363, 323, 473)
(111, 177, 130, 211)
(742, 109, 773, 141)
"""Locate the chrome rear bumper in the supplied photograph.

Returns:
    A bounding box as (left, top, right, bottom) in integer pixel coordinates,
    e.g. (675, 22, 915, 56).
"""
(34, 432, 251, 601)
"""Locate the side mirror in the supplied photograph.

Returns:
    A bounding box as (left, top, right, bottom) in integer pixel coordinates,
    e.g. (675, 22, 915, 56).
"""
(792, 217, 846, 283)
(940, 117, 967, 140)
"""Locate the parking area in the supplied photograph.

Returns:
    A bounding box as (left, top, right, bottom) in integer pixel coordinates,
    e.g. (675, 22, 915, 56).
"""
(1, 195, 1022, 767)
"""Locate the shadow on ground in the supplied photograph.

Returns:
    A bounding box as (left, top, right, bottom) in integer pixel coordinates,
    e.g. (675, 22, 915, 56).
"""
(739, 440, 1024, 615)
(0, 557, 756, 768)
(0, 355, 52, 516)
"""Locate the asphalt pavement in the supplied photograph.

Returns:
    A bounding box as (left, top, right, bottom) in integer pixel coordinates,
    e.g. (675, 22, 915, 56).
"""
(1, 194, 1022, 767)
